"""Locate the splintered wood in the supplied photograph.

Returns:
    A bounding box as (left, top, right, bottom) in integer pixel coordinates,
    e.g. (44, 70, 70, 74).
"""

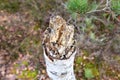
(42, 16, 76, 80)
(42, 16, 76, 60)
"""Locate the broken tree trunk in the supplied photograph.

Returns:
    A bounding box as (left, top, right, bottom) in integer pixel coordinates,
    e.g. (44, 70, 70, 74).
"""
(42, 16, 76, 80)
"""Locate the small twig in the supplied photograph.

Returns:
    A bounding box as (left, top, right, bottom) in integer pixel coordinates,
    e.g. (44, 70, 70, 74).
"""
(29, 0, 39, 11)
(86, 0, 111, 14)
(92, 16, 109, 26)
(86, 9, 105, 14)
(67, 16, 72, 24)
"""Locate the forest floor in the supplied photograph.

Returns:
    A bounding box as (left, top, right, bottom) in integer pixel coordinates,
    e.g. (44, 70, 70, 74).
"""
(0, 10, 49, 80)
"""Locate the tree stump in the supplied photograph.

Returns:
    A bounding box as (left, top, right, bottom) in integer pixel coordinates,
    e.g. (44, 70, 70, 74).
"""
(42, 16, 76, 80)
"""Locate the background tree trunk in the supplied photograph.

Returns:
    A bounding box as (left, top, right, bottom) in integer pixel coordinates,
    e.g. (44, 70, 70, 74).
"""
(42, 16, 76, 80)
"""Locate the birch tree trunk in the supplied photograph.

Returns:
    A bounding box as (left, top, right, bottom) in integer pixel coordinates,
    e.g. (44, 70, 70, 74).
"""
(42, 16, 76, 80)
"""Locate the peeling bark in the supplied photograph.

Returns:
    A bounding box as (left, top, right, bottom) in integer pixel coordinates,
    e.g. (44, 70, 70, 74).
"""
(42, 16, 76, 80)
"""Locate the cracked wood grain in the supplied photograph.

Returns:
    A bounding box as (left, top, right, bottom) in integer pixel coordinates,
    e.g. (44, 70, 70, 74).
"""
(42, 16, 76, 80)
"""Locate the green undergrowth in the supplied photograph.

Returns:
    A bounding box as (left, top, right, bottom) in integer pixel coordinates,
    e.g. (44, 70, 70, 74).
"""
(18, 70, 38, 80)
(74, 49, 120, 80)
(66, 0, 89, 14)
(111, 0, 120, 15)
(0, 0, 20, 13)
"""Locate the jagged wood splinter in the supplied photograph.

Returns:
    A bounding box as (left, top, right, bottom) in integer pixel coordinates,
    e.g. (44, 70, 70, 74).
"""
(42, 16, 76, 80)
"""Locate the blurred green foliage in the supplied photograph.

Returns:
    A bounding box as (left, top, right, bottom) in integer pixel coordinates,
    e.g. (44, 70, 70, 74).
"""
(0, 0, 20, 13)
(75, 50, 99, 79)
(84, 68, 94, 79)
(111, 0, 120, 15)
(19, 70, 38, 79)
(66, 0, 89, 14)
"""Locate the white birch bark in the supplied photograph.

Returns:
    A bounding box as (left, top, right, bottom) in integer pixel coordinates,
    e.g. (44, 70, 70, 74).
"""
(42, 16, 76, 80)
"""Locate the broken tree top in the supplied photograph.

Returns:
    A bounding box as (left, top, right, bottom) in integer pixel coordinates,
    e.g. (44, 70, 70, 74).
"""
(43, 16, 76, 60)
